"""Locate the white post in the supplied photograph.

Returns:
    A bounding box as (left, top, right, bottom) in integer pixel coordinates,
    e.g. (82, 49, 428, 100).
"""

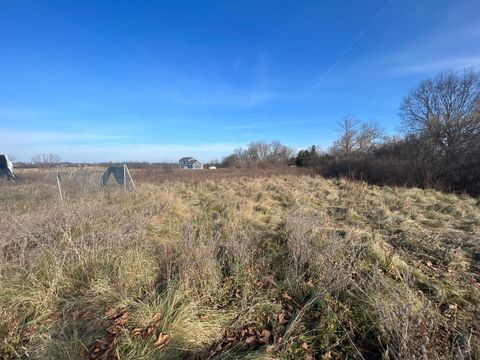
(123, 164, 127, 191)
(125, 165, 137, 192)
(56, 170, 64, 203)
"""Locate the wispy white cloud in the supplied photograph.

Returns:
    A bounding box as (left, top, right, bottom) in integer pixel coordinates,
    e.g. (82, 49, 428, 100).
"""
(142, 51, 283, 107)
(219, 124, 258, 130)
(220, 118, 321, 130)
(0, 130, 128, 145)
(180, 88, 277, 107)
(7, 142, 244, 163)
(1, 129, 243, 162)
(381, 15, 480, 78)
(0, 108, 42, 119)
(389, 56, 480, 76)
(131, 83, 282, 108)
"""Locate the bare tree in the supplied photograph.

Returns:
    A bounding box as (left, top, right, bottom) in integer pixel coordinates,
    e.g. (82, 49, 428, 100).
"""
(270, 140, 294, 164)
(333, 116, 359, 157)
(331, 116, 383, 157)
(222, 141, 294, 168)
(400, 69, 480, 162)
(31, 153, 62, 168)
(356, 122, 384, 152)
(247, 141, 270, 162)
(399, 69, 480, 189)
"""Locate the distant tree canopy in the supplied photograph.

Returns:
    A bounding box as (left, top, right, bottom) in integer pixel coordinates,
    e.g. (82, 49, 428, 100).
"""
(222, 141, 294, 168)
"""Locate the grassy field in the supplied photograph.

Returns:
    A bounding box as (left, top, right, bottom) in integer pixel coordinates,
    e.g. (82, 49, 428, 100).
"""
(1, 173, 480, 359)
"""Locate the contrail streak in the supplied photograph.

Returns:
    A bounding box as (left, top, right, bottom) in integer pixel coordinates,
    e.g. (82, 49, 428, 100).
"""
(312, 0, 392, 89)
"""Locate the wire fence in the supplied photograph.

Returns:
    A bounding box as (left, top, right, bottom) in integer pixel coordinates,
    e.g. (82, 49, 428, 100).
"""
(0, 165, 315, 208)
(0, 166, 137, 208)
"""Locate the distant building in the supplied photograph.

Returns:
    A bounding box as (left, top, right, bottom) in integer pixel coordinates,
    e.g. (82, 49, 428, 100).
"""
(179, 157, 202, 169)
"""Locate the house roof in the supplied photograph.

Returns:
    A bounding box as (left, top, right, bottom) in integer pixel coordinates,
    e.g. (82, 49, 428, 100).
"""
(179, 157, 201, 164)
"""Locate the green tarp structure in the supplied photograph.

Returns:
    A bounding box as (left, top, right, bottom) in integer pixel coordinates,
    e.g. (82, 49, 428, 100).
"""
(100, 166, 125, 186)
(0, 154, 15, 180)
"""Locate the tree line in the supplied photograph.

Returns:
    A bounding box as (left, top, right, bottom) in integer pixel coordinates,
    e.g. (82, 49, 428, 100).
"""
(221, 69, 480, 196)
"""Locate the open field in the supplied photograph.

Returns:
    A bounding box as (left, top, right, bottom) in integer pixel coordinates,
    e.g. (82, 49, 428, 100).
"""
(1, 174, 480, 359)
(11, 167, 314, 185)
(129, 167, 314, 184)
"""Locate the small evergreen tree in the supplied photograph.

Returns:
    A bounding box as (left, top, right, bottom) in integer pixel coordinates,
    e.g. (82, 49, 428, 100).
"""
(295, 145, 319, 167)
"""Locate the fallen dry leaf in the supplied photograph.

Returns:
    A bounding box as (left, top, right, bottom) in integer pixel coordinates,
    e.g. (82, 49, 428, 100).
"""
(131, 328, 143, 337)
(278, 312, 288, 325)
(107, 312, 128, 334)
(72, 309, 81, 320)
(255, 279, 265, 287)
(154, 333, 170, 348)
(245, 335, 259, 349)
(104, 305, 117, 318)
(151, 312, 162, 323)
(81, 310, 94, 320)
(226, 327, 237, 342)
(322, 351, 332, 360)
(259, 329, 271, 344)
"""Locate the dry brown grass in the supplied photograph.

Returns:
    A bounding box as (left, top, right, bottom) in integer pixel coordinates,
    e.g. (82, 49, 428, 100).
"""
(1, 173, 479, 359)
(130, 167, 314, 184)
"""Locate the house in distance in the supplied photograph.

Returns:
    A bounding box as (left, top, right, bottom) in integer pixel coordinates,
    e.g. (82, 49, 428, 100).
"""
(178, 157, 203, 169)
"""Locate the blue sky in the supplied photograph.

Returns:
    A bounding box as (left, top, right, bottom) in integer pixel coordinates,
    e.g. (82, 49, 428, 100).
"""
(1, 0, 480, 162)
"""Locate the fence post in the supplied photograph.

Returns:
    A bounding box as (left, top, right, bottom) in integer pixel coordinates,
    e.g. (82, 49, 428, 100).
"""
(56, 170, 64, 203)
(123, 164, 127, 191)
(125, 165, 137, 192)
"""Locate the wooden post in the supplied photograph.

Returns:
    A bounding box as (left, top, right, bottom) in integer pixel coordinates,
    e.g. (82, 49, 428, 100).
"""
(56, 170, 64, 203)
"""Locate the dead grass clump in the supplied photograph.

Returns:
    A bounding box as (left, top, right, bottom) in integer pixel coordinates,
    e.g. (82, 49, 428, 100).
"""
(174, 222, 224, 301)
(365, 272, 443, 359)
